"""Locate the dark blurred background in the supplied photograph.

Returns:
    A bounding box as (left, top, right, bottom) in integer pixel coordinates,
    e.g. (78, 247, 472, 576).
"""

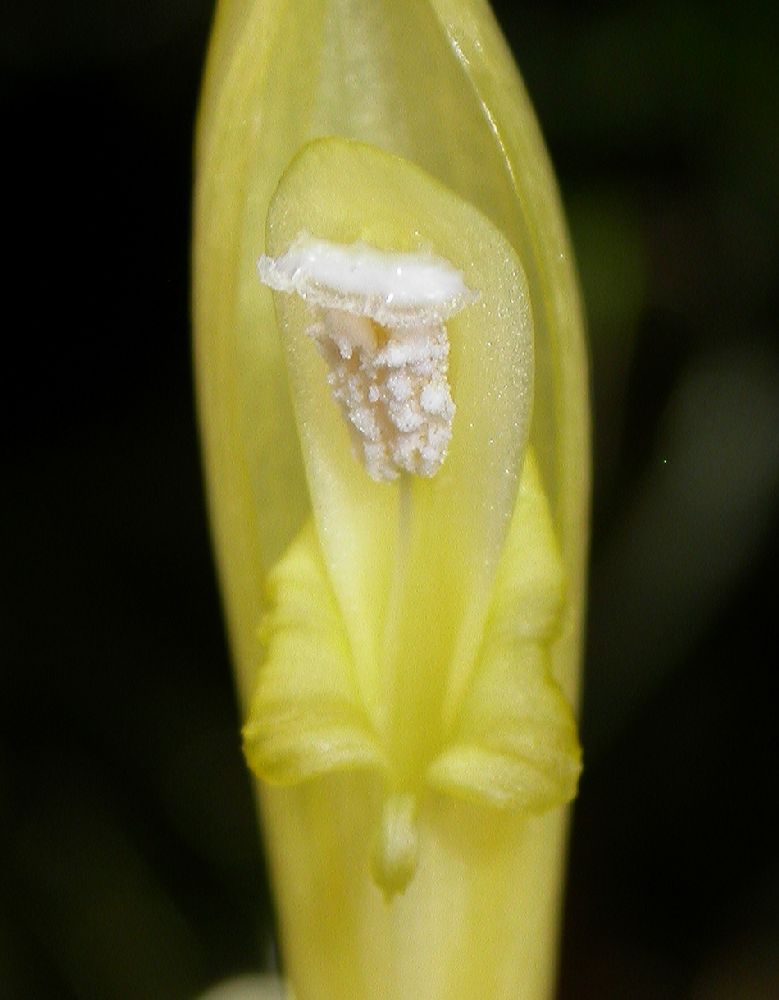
(2, 1, 778, 997)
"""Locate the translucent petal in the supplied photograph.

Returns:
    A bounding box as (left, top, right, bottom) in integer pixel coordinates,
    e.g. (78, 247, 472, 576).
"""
(263, 137, 533, 788)
(194, 0, 588, 711)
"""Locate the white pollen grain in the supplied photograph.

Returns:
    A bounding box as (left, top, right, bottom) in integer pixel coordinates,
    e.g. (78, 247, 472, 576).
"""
(258, 235, 477, 481)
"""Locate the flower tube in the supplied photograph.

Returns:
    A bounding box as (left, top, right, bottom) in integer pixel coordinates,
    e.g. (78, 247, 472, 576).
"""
(194, 2, 589, 998)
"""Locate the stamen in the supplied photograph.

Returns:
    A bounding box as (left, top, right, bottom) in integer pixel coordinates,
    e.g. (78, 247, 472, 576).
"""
(258, 236, 477, 481)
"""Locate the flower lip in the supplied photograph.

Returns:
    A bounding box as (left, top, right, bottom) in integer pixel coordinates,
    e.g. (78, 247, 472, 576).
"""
(257, 234, 478, 329)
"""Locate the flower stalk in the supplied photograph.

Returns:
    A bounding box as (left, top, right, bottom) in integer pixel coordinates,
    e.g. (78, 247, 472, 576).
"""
(194, 2, 589, 998)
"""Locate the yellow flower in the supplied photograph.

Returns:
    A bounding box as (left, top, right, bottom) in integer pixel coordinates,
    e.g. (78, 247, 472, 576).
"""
(194, 2, 589, 998)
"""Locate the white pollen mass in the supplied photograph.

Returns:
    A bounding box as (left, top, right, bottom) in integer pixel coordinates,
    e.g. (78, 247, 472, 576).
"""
(258, 235, 477, 481)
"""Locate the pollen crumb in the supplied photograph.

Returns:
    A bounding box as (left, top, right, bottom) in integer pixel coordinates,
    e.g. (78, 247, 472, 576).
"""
(313, 311, 455, 479)
(258, 236, 477, 481)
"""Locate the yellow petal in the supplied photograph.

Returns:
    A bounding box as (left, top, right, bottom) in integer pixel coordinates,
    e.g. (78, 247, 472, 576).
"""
(429, 454, 582, 812)
(242, 520, 383, 784)
(194, 7, 588, 714)
(259, 138, 533, 793)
